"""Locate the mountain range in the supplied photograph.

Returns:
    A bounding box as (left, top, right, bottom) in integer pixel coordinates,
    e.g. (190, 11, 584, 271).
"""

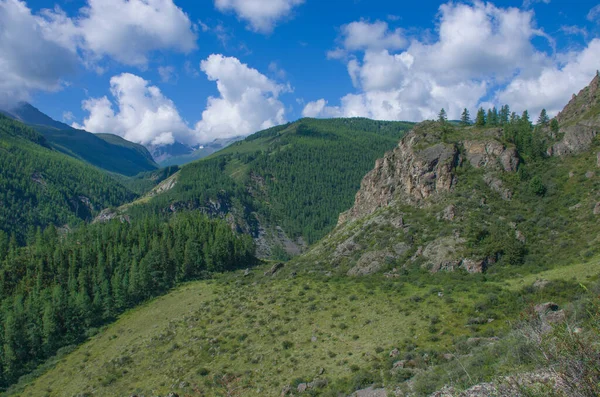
(1, 74, 600, 396)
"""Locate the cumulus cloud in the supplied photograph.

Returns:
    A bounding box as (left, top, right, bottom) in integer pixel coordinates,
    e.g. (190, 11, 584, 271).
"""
(77, 0, 197, 66)
(76, 55, 288, 146)
(328, 20, 406, 59)
(495, 39, 600, 116)
(73, 73, 192, 146)
(305, 1, 600, 122)
(0, 0, 197, 104)
(214, 0, 304, 33)
(194, 54, 287, 141)
(0, 0, 79, 104)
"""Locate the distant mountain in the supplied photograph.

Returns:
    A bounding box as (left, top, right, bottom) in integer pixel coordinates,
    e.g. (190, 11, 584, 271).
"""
(0, 103, 158, 176)
(148, 141, 195, 164)
(0, 114, 136, 242)
(158, 135, 244, 166)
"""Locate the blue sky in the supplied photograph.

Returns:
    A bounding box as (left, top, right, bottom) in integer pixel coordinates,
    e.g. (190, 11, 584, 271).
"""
(1, 0, 599, 146)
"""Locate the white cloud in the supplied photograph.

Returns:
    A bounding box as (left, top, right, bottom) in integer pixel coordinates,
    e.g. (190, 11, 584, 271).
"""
(305, 1, 599, 122)
(76, 55, 289, 146)
(194, 54, 287, 141)
(62, 111, 75, 122)
(78, 0, 197, 66)
(328, 20, 406, 59)
(495, 39, 600, 117)
(0, 0, 78, 104)
(214, 0, 304, 33)
(158, 66, 177, 83)
(302, 99, 328, 118)
(587, 5, 600, 22)
(73, 73, 192, 146)
(522, 0, 550, 8)
(0, 0, 197, 104)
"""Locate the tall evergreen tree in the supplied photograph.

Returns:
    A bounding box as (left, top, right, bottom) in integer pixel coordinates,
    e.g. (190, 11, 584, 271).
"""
(475, 108, 486, 127)
(550, 118, 559, 135)
(460, 108, 471, 126)
(537, 109, 550, 126)
(499, 105, 510, 125)
(438, 108, 448, 123)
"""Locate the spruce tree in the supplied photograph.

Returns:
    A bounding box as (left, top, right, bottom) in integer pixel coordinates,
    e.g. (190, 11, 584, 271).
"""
(475, 108, 486, 127)
(460, 108, 471, 126)
(438, 108, 447, 123)
(550, 118, 559, 135)
(537, 109, 549, 126)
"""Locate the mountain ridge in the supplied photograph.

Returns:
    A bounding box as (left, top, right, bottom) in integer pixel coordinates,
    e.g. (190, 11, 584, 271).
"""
(0, 102, 158, 176)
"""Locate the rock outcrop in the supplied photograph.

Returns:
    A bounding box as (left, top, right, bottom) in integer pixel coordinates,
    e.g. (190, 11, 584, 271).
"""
(551, 73, 600, 156)
(339, 122, 459, 224)
(463, 140, 519, 172)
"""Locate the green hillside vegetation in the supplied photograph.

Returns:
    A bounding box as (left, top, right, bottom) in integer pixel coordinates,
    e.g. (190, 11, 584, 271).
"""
(0, 115, 136, 242)
(2, 103, 158, 176)
(110, 166, 181, 196)
(10, 259, 599, 396)
(0, 212, 255, 389)
(295, 106, 600, 282)
(129, 118, 413, 249)
(36, 127, 158, 177)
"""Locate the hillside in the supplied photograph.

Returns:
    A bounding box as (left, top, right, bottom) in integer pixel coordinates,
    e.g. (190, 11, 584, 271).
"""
(293, 74, 600, 282)
(1, 103, 158, 176)
(0, 114, 136, 242)
(120, 118, 414, 257)
(11, 258, 599, 396)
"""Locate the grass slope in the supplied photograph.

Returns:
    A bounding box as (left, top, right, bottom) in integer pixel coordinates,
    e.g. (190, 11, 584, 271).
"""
(13, 259, 600, 397)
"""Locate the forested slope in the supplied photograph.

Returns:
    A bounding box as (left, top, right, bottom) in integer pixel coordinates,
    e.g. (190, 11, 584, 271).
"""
(0, 115, 135, 242)
(126, 118, 414, 256)
(2, 103, 158, 176)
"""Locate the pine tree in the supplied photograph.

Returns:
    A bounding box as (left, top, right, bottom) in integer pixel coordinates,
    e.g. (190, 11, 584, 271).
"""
(475, 108, 486, 127)
(460, 108, 471, 126)
(499, 105, 510, 125)
(537, 109, 549, 126)
(550, 118, 559, 135)
(438, 108, 447, 123)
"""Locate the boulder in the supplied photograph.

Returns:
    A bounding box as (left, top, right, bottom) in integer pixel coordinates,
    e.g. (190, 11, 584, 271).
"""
(389, 348, 400, 358)
(483, 174, 512, 200)
(594, 203, 600, 215)
(534, 302, 560, 315)
(442, 204, 456, 221)
(347, 251, 393, 276)
(297, 383, 308, 393)
(264, 262, 284, 276)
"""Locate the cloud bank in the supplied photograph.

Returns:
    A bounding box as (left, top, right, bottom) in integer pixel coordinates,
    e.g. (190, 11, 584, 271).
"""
(76, 55, 288, 145)
(304, 2, 600, 121)
(0, 0, 197, 102)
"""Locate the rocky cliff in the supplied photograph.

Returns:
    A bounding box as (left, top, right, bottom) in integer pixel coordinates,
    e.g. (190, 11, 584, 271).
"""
(294, 74, 600, 278)
(551, 72, 600, 156)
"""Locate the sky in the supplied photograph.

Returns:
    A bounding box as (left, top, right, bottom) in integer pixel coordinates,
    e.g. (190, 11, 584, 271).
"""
(1, 0, 599, 147)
